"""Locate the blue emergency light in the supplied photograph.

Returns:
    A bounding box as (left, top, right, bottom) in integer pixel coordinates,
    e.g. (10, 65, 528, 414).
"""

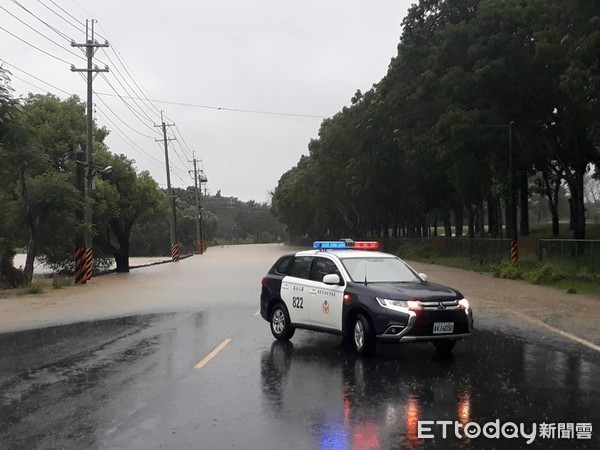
(313, 241, 348, 249)
(313, 240, 380, 250)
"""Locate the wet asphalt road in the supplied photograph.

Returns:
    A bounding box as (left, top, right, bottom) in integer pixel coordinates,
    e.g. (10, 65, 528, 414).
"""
(0, 245, 599, 449)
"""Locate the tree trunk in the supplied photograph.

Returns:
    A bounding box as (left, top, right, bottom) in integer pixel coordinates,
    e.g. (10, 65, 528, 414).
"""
(443, 212, 452, 237)
(113, 246, 130, 273)
(467, 205, 475, 238)
(20, 165, 39, 285)
(542, 169, 560, 236)
(569, 166, 586, 240)
(454, 208, 464, 238)
(23, 218, 40, 285)
(488, 198, 499, 238)
(519, 173, 530, 236)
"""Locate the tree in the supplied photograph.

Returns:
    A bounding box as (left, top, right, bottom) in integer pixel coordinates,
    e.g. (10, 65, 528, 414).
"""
(1, 94, 93, 283)
(93, 149, 165, 272)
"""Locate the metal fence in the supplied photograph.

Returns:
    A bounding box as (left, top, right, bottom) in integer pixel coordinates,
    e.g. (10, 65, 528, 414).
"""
(290, 236, 600, 272)
(539, 239, 600, 273)
(382, 237, 512, 264)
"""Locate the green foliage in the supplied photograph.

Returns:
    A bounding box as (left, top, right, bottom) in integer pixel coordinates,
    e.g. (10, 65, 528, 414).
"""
(271, 0, 600, 242)
(17, 283, 43, 295)
(523, 263, 566, 284)
(52, 276, 72, 289)
(394, 242, 436, 260)
(492, 262, 524, 280)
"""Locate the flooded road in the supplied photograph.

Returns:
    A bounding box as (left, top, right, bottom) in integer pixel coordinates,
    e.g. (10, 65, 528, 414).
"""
(0, 245, 598, 449)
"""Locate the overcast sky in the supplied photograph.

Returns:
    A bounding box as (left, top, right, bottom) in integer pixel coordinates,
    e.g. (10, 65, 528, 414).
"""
(2, 0, 414, 202)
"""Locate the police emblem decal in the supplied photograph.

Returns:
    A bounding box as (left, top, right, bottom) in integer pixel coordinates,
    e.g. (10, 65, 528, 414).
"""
(322, 300, 330, 314)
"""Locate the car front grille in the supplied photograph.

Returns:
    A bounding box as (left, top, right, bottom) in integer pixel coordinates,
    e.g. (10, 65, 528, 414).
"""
(420, 299, 459, 310)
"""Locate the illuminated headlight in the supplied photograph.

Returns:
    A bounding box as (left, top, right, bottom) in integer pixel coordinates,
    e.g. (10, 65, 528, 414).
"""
(459, 298, 470, 310)
(377, 298, 421, 311)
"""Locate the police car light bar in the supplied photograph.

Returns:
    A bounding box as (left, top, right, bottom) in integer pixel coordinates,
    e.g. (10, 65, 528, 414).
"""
(313, 241, 348, 249)
(313, 241, 380, 250)
(353, 241, 380, 250)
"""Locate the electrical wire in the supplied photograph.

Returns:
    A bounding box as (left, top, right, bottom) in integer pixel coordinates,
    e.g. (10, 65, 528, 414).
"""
(0, 58, 73, 95)
(95, 108, 165, 167)
(97, 49, 158, 123)
(9, 0, 73, 42)
(0, 5, 85, 64)
(36, 0, 85, 34)
(94, 93, 156, 139)
(46, 0, 85, 25)
(0, 25, 73, 65)
(94, 92, 325, 118)
(99, 73, 159, 136)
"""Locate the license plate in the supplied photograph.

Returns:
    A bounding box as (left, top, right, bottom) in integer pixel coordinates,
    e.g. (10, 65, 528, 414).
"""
(433, 322, 454, 334)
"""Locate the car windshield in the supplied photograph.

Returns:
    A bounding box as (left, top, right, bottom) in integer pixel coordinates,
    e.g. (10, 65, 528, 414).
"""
(340, 257, 420, 283)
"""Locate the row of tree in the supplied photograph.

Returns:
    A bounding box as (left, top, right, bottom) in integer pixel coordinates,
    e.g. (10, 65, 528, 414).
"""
(0, 72, 283, 285)
(271, 0, 600, 240)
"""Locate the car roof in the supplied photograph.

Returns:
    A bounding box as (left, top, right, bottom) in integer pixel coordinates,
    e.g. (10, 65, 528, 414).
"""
(295, 249, 397, 259)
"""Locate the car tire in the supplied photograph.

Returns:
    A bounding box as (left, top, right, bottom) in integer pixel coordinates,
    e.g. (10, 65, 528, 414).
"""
(352, 314, 376, 356)
(270, 303, 295, 341)
(433, 340, 456, 353)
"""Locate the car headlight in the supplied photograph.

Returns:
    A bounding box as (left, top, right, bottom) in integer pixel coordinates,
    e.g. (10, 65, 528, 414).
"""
(459, 298, 470, 310)
(377, 298, 421, 311)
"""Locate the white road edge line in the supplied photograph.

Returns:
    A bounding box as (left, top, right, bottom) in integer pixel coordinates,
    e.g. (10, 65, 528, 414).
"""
(513, 311, 600, 352)
(194, 338, 232, 369)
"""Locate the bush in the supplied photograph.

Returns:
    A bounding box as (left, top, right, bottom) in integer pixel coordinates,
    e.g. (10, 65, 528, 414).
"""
(52, 276, 72, 289)
(492, 262, 523, 280)
(524, 263, 566, 284)
(17, 283, 44, 295)
(396, 242, 436, 260)
(573, 268, 600, 283)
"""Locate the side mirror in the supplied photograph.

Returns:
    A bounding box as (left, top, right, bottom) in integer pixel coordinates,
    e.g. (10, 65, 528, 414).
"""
(322, 274, 341, 285)
(419, 273, 428, 282)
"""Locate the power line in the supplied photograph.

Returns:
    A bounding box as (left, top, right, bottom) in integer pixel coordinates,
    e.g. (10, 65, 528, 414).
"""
(1, 4, 84, 62)
(94, 93, 156, 139)
(97, 49, 158, 123)
(0, 24, 73, 65)
(99, 73, 159, 136)
(0, 58, 73, 95)
(47, 0, 86, 28)
(37, 0, 85, 33)
(102, 45, 162, 117)
(9, 0, 73, 42)
(95, 108, 165, 166)
(94, 92, 325, 118)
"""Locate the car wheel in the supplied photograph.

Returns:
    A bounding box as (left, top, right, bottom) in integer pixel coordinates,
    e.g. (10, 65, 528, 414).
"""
(433, 340, 456, 353)
(353, 314, 376, 355)
(270, 304, 295, 340)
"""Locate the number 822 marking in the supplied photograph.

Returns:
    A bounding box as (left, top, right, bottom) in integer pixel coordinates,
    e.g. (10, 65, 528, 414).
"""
(292, 296, 304, 309)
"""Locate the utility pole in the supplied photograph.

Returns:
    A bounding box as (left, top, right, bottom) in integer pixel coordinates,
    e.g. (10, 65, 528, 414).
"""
(192, 155, 202, 249)
(71, 20, 109, 284)
(509, 121, 518, 265)
(155, 112, 179, 261)
(189, 154, 208, 254)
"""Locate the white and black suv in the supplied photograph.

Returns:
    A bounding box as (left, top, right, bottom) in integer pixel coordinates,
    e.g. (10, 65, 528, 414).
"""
(260, 241, 474, 355)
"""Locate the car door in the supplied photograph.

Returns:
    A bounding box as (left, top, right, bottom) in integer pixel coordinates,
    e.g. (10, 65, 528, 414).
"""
(281, 255, 313, 325)
(306, 256, 345, 331)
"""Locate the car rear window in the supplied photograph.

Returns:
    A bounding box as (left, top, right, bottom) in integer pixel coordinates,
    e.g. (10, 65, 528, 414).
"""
(286, 256, 313, 279)
(274, 255, 293, 274)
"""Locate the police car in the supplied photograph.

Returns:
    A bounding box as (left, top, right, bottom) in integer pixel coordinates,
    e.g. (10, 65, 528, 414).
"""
(260, 240, 473, 355)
